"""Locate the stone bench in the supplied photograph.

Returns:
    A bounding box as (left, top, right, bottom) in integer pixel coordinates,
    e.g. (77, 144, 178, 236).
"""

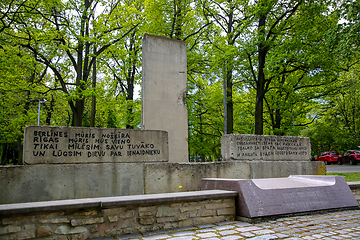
(202, 175, 359, 219)
(0, 190, 237, 239)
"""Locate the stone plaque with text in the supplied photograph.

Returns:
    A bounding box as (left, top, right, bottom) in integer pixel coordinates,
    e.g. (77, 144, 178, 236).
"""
(23, 126, 169, 164)
(221, 134, 311, 161)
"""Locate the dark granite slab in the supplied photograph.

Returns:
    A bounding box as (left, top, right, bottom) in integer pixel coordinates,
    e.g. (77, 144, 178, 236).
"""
(202, 175, 359, 218)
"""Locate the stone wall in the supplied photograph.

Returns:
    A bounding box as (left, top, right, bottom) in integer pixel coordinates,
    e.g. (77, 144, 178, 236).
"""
(348, 182, 360, 204)
(0, 161, 325, 204)
(0, 191, 236, 240)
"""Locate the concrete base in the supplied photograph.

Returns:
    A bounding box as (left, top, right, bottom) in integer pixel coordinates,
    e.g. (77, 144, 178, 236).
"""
(202, 175, 359, 218)
(0, 161, 325, 204)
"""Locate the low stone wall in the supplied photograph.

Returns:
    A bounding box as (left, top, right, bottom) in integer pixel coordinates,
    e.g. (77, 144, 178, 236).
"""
(0, 161, 325, 204)
(0, 190, 237, 240)
(348, 182, 360, 203)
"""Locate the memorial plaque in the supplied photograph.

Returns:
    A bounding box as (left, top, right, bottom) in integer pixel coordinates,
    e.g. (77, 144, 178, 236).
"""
(221, 134, 311, 161)
(202, 175, 359, 218)
(23, 126, 169, 164)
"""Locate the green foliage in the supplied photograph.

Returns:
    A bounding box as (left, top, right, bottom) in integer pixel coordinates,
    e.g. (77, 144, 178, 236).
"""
(302, 62, 360, 155)
(1, 0, 360, 162)
(327, 172, 360, 182)
(187, 78, 224, 161)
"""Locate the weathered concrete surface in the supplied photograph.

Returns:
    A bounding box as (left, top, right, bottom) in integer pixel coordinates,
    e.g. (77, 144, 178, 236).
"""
(0, 163, 144, 204)
(143, 161, 325, 194)
(202, 175, 359, 218)
(23, 125, 168, 164)
(0, 161, 325, 204)
(249, 160, 326, 179)
(141, 34, 188, 163)
(222, 134, 311, 161)
(143, 161, 251, 194)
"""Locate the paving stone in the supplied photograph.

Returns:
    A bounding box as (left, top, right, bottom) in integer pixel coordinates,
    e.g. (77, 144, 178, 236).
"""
(234, 222, 252, 227)
(301, 236, 315, 240)
(331, 236, 345, 239)
(252, 229, 275, 235)
(171, 237, 199, 240)
(220, 235, 242, 240)
(170, 231, 196, 236)
(196, 232, 219, 238)
(141, 234, 172, 240)
(247, 235, 278, 240)
(338, 234, 356, 238)
(239, 232, 256, 237)
(274, 233, 289, 238)
(218, 230, 238, 236)
(214, 225, 235, 230)
(198, 228, 216, 233)
(235, 226, 263, 232)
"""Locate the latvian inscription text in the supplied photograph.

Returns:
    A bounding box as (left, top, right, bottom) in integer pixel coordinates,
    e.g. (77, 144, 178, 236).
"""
(23, 126, 169, 164)
(221, 134, 311, 161)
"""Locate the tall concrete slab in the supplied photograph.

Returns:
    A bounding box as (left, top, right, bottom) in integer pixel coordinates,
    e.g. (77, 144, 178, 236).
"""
(141, 34, 188, 162)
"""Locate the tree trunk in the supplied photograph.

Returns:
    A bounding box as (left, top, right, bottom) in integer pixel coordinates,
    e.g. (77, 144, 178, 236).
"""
(255, 14, 267, 135)
(226, 65, 233, 134)
(90, 45, 97, 127)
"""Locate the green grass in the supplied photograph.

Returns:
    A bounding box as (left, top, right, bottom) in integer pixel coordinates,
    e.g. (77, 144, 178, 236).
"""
(327, 172, 360, 182)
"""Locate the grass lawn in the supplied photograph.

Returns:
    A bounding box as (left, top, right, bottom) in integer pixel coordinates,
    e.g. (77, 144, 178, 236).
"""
(327, 172, 360, 182)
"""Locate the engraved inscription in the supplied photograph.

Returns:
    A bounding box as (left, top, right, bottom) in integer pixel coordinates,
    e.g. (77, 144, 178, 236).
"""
(24, 126, 168, 164)
(222, 134, 311, 161)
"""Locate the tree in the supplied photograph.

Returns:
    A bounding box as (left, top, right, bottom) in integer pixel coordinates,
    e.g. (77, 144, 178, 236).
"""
(0, 43, 47, 164)
(239, 0, 340, 135)
(3, 0, 139, 126)
(102, 25, 142, 129)
(187, 77, 224, 161)
(301, 61, 360, 155)
(199, 0, 250, 134)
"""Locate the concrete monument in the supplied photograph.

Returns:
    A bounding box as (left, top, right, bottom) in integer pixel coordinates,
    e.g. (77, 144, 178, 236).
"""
(141, 34, 188, 163)
(23, 125, 168, 164)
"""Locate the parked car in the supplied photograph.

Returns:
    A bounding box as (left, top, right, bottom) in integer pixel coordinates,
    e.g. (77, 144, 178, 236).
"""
(337, 150, 360, 165)
(315, 151, 340, 165)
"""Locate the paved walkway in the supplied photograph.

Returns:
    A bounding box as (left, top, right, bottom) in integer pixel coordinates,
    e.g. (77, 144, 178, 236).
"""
(93, 209, 360, 240)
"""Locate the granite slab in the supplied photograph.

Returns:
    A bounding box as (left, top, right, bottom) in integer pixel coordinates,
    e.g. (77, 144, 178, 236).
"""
(202, 175, 359, 218)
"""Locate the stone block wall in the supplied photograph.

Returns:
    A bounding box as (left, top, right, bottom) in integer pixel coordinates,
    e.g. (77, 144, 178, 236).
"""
(0, 191, 236, 239)
(349, 182, 360, 204)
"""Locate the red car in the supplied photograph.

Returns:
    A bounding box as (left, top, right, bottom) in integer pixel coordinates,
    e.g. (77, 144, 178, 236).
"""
(337, 150, 360, 165)
(315, 151, 340, 165)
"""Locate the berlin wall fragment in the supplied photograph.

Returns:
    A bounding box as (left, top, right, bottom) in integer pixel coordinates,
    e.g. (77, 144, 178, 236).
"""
(23, 125, 169, 164)
(221, 134, 311, 161)
(141, 34, 188, 163)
